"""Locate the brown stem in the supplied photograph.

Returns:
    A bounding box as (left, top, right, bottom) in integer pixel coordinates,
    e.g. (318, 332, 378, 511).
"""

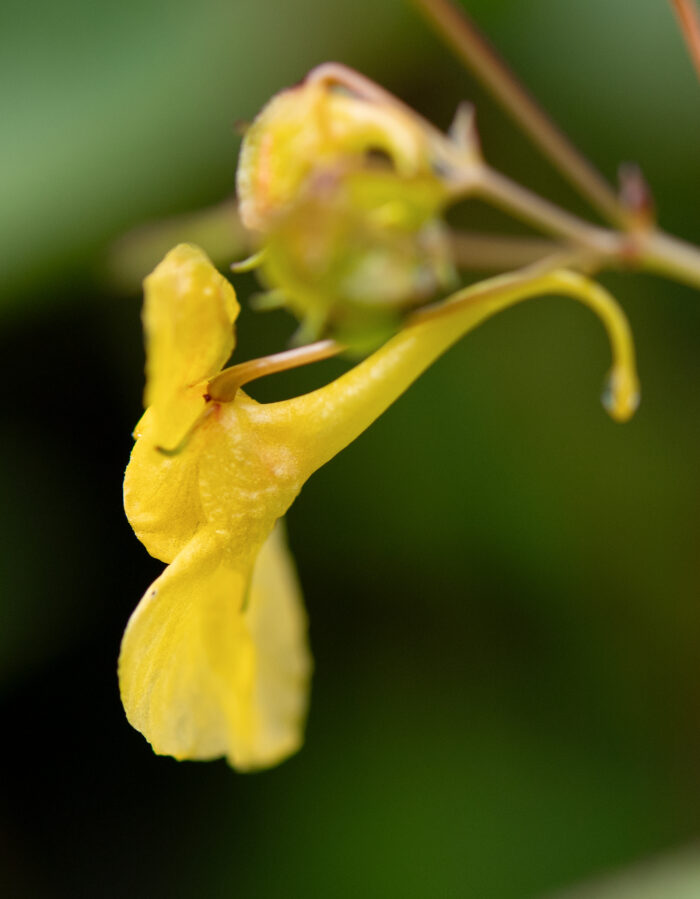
(473, 166, 623, 256)
(410, 0, 630, 228)
(641, 229, 700, 291)
(449, 231, 564, 270)
(671, 0, 700, 82)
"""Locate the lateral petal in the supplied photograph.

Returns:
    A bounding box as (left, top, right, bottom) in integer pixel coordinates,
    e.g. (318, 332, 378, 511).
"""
(123, 407, 204, 563)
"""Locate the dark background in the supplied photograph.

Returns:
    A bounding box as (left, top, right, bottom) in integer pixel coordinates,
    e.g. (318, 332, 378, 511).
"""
(2, 1, 700, 896)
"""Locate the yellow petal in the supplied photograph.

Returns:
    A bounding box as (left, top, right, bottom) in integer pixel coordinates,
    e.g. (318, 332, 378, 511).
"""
(142, 243, 239, 449)
(123, 407, 204, 563)
(240, 521, 312, 769)
(118, 522, 311, 770)
(196, 391, 309, 555)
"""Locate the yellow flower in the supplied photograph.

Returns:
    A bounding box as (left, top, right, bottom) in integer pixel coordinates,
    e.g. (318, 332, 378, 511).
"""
(119, 243, 639, 771)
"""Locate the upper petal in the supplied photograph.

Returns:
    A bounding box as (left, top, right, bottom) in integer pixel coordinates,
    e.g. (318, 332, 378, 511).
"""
(142, 243, 239, 449)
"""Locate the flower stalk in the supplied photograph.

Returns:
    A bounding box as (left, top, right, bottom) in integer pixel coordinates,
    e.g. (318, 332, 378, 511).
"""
(671, 0, 700, 82)
(410, 0, 630, 228)
(411, 0, 700, 291)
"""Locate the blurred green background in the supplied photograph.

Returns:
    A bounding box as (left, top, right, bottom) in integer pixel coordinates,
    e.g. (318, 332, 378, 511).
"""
(2, 1, 700, 896)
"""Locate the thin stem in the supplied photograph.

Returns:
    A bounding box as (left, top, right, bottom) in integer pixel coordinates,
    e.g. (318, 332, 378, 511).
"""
(206, 339, 344, 402)
(449, 231, 564, 270)
(671, 0, 700, 82)
(472, 165, 623, 256)
(411, 0, 630, 228)
(641, 230, 700, 291)
(474, 166, 700, 289)
(308, 59, 700, 291)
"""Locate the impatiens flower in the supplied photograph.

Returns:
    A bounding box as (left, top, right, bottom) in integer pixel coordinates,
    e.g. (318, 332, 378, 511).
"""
(120, 242, 639, 770)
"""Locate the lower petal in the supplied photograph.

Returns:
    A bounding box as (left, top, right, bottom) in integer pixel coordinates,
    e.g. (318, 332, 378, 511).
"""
(118, 522, 311, 770)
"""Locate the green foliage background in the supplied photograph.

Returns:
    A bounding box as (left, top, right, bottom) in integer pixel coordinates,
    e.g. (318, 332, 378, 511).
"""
(2, 1, 700, 896)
